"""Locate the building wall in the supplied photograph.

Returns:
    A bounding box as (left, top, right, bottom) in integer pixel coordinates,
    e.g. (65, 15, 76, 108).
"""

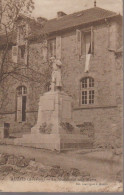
(0, 41, 49, 133)
(0, 17, 123, 146)
(60, 20, 122, 146)
(61, 22, 118, 108)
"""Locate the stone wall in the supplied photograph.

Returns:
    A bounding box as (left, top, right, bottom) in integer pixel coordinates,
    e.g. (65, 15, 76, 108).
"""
(0, 41, 50, 132)
(61, 22, 119, 107)
(60, 20, 122, 147)
(0, 18, 123, 146)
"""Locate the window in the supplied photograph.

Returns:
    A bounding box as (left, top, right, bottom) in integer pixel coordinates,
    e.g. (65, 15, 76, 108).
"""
(81, 77, 94, 105)
(18, 25, 27, 43)
(12, 46, 18, 63)
(76, 28, 94, 57)
(45, 82, 51, 92)
(82, 31, 92, 55)
(16, 86, 27, 122)
(48, 39, 56, 58)
(19, 45, 25, 59)
(17, 86, 27, 96)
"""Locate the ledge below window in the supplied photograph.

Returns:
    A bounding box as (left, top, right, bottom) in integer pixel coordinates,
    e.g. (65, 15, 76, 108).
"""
(73, 104, 117, 110)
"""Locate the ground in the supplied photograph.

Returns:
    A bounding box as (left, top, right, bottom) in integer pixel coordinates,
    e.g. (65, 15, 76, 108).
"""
(0, 144, 122, 183)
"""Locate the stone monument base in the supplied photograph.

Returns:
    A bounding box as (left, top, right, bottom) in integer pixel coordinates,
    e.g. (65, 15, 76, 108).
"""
(14, 91, 93, 151)
(14, 134, 93, 151)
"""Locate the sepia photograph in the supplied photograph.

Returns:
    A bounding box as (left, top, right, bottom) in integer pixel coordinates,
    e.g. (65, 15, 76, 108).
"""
(0, 0, 123, 192)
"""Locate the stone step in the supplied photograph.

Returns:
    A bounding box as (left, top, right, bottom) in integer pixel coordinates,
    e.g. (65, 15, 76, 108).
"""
(0, 138, 15, 145)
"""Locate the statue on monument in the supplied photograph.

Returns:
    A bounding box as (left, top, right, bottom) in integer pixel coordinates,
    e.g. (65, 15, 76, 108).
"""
(50, 57, 62, 91)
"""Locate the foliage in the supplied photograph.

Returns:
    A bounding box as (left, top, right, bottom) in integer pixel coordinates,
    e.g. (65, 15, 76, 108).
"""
(39, 122, 52, 134)
(78, 122, 94, 137)
(60, 122, 74, 133)
(0, 0, 35, 82)
(0, 0, 52, 117)
(0, 0, 35, 112)
(0, 0, 35, 31)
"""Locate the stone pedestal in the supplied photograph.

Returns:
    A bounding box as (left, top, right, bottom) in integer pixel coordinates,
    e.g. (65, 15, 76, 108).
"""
(31, 91, 79, 134)
(14, 91, 93, 151)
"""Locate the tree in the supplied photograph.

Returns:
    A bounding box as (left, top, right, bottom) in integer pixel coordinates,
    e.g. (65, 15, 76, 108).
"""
(0, 0, 36, 114)
(0, 0, 34, 82)
(0, 0, 52, 123)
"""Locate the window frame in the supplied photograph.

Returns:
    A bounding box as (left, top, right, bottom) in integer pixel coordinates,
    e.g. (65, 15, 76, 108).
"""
(82, 30, 92, 56)
(80, 77, 95, 105)
(19, 45, 25, 59)
(76, 27, 94, 58)
(16, 86, 27, 96)
(18, 25, 27, 41)
(48, 38, 56, 58)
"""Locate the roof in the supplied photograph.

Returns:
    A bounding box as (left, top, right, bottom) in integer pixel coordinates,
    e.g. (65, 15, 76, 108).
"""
(43, 7, 119, 34)
(0, 6, 121, 45)
(29, 6, 120, 41)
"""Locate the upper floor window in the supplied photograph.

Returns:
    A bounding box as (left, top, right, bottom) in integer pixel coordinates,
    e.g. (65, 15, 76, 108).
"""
(19, 45, 25, 59)
(17, 25, 27, 45)
(82, 31, 91, 55)
(19, 25, 26, 37)
(48, 39, 56, 58)
(12, 45, 27, 65)
(81, 77, 95, 105)
(76, 28, 94, 57)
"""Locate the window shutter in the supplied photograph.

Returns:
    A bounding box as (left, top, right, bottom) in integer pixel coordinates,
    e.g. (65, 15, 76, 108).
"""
(56, 36, 61, 59)
(76, 29, 82, 57)
(24, 42, 28, 65)
(24, 47, 28, 65)
(108, 25, 117, 51)
(12, 46, 18, 63)
(43, 40, 48, 62)
(17, 28, 20, 44)
(91, 27, 94, 54)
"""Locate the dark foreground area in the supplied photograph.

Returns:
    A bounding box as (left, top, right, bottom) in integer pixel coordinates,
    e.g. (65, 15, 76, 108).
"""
(0, 153, 94, 181)
(0, 144, 122, 182)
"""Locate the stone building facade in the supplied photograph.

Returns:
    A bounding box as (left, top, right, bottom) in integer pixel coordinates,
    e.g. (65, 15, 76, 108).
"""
(0, 6, 123, 146)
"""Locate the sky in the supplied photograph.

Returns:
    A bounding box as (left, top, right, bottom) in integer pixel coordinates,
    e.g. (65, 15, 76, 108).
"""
(32, 0, 123, 19)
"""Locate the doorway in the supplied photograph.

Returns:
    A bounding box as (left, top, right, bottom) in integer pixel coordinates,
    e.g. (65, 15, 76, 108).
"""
(16, 86, 27, 122)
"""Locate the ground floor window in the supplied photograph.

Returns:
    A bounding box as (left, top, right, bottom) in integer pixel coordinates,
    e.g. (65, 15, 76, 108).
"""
(81, 77, 95, 105)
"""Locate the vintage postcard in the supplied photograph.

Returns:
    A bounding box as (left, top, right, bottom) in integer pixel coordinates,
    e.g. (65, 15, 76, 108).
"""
(0, 0, 123, 192)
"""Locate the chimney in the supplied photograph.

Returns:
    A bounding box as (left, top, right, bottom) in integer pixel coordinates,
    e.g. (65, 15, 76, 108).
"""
(94, 0, 96, 7)
(57, 11, 66, 18)
(37, 17, 47, 24)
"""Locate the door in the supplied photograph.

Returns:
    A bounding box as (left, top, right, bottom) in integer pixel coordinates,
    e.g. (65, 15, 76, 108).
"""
(22, 96, 26, 121)
(16, 86, 27, 122)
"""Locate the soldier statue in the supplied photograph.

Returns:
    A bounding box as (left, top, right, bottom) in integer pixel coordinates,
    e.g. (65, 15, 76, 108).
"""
(50, 57, 62, 91)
